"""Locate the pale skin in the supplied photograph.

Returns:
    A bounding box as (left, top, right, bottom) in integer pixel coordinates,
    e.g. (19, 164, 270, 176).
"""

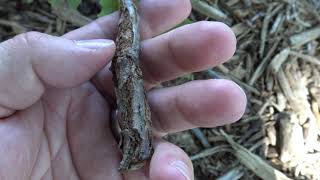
(0, 0, 247, 179)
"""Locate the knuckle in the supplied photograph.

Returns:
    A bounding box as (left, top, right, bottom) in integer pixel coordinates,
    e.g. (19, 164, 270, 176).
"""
(17, 31, 43, 48)
(0, 31, 43, 56)
(0, 31, 45, 110)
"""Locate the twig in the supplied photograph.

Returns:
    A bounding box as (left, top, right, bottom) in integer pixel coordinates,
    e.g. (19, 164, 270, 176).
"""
(206, 69, 222, 79)
(217, 167, 244, 180)
(208, 70, 260, 95)
(220, 130, 292, 180)
(290, 26, 320, 47)
(269, 48, 290, 74)
(259, 5, 273, 58)
(258, 96, 273, 115)
(259, 3, 284, 57)
(0, 19, 27, 34)
(289, 51, 320, 66)
(240, 115, 262, 123)
(191, 128, 211, 148)
(191, 0, 231, 24)
(111, 0, 153, 171)
(248, 139, 264, 152)
(232, 23, 249, 37)
(249, 38, 280, 85)
(190, 145, 231, 161)
(25, 11, 55, 24)
(270, 12, 284, 34)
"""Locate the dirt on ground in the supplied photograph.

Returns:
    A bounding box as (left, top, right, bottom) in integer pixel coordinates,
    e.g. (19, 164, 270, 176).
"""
(0, 0, 319, 179)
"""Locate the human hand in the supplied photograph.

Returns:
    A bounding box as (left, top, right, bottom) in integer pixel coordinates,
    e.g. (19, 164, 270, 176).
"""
(0, 0, 246, 179)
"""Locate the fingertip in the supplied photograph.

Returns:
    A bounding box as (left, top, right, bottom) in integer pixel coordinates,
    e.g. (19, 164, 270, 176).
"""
(152, 163, 190, 180)
(163, 21, 237, 74)
(173, 79, 246, 127)
(210, 22, 237, 62)
(229, 80, 247, 121)
(205, 79, 247, 124)
(191, 21, 237, 64)
(150, 141, 193, 180)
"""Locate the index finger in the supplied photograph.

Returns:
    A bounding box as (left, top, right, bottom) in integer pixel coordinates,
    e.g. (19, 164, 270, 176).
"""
(63, 0, 191, 40)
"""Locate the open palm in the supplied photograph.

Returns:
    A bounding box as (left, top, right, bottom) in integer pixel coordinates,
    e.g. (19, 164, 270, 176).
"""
(0, 0, 246, 179)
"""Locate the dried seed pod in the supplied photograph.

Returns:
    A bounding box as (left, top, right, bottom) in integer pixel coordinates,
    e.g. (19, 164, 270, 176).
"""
(110, 0, 153, 171)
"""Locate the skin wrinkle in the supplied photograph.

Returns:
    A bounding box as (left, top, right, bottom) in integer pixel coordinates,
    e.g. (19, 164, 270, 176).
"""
(39, 90, 81, 179)
(29, 58, 46, 103)
(6, 105, 42, 180)
(66, 89, 83, 180)
(65, 84, 116, 180)
(150, 110, 166, 136)
(143, 33, 182, 87)
(148, 87, 191, 135)
(22, 32, 48, 73)
(89, 77, 116, 108)
(28, 101, 45, 180)
(51, 140, 72, 179)
(174, 87, 199, 126)
(42, 97, 76, 179)
(139, 45, 159, 86)
(173, 89, 195, 128)
(166, 32, 186, 76)
(139, 16, 154, 40)
(43, 100, 61, 156)
(140, 32, 181, 87)
(41, 167, 53, 180)
(41, 106, 53, 180)
(37, 135, 51, 180)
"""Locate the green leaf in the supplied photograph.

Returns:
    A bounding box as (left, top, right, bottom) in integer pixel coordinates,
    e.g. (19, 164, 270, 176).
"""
(172, 18, 193, 30)
(179, 18, 193, 26)
(48, 0, 62, 6)
(48, 0, 81, 9)
(68, 0, 81, 9)
(98, 0, 119, 16)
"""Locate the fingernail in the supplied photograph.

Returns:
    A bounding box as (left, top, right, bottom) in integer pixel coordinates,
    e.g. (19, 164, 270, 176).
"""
(75, 39, 114, 49)
(170, 161, 191, 180)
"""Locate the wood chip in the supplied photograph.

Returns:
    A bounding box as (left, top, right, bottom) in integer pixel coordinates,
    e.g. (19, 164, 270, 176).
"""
(278, 114, 305, 165)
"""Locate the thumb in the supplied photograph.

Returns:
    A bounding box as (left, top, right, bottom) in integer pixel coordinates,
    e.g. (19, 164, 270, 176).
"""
(0, 32, 115, 115)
